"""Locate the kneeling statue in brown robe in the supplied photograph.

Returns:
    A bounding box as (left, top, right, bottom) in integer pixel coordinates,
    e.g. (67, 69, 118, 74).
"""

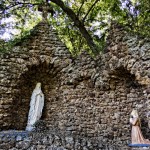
(130, 109, 150, 144)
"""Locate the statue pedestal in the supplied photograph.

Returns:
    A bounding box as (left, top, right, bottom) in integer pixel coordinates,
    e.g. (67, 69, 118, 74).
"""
(128, 144, 150, 150)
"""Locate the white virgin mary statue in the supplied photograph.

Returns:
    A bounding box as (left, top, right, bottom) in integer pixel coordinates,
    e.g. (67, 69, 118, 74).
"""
(26, 82, 44, 131)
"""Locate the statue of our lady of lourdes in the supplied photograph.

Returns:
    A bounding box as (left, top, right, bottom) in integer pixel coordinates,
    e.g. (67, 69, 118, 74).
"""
(26, 83, 44, 131)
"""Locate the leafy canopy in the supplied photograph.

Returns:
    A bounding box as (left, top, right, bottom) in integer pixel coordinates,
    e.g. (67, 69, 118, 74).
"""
(0, 0, 149, 54)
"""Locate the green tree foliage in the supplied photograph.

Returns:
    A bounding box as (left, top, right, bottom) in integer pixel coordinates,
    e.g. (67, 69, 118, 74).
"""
(0, 0, 149, 54)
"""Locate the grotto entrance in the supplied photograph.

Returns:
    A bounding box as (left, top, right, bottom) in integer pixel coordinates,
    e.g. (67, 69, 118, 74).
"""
(11, 62, 60, 130)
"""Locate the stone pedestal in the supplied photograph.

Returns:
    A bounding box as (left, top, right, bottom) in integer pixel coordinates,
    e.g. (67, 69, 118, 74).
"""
(129, 144, 150, 150)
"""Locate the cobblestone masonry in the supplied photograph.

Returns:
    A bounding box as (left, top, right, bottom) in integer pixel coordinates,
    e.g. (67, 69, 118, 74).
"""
(0, 21, 149, 149)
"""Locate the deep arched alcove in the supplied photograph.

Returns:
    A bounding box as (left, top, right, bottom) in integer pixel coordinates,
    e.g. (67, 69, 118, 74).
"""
(10, 61, 61, 130)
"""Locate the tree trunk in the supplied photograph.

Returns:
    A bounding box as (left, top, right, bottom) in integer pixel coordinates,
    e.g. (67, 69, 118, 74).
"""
(50, 0, 99, 53)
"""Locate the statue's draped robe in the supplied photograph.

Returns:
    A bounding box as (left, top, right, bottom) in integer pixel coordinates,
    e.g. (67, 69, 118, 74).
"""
(130, 115, 150, 144)
(26, 84, 44, 131)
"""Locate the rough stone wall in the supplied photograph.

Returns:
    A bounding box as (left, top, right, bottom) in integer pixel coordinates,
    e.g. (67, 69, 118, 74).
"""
(0, 131, 130, 150)
(0, 21, 149, 149)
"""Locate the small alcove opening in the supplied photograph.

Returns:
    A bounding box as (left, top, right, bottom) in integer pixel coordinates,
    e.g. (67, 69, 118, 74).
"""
(109, 66, 142, 89)
(108, 66, 149, 139)
(11, 62, 60, 130)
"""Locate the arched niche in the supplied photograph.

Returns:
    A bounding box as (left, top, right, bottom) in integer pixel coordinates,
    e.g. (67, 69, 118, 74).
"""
(10, 61, 61, 130)
(108, 66, 150, 140)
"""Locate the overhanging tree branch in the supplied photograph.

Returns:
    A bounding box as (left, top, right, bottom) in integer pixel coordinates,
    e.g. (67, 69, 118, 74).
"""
(82, 0, 100, 22)
(77, 0, 85, 17)
(0, 2, 39, 14)
(50, 0, 99, 53)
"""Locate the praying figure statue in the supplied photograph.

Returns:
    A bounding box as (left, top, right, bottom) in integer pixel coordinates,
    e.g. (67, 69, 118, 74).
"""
(130, 109, 150, 144)
(26, 83, 44, 131)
